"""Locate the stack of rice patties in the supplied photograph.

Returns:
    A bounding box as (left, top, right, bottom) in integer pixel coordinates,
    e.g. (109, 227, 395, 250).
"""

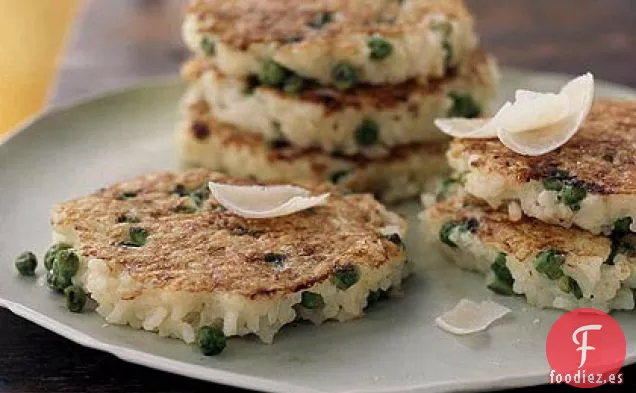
(421, 99, 636, 312)
(177, 0, 499, 203)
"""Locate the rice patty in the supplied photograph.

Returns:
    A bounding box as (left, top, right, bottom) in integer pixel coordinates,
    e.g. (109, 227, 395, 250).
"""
(420, 195, 636, 312)
(178, 103, 448, 203)
(447, 100, 636, 235)
(182, 51, 498, 155)
(182, 0, 478, 86)
(51, 169, 408, 343)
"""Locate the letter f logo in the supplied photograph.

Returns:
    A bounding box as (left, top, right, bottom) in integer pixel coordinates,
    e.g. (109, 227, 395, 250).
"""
(572, 324, 603, 368)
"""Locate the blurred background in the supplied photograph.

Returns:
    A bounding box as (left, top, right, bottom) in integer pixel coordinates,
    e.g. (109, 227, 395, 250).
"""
(0, 1, 79, 134)
(0, 0, 634, 136)
(0, 0, 185, 135)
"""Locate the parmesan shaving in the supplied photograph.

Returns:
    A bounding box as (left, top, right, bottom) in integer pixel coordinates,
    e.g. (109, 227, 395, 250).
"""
(208, 182, 329, 219)
(434, 73, 595, 156)
(435, 299, 511, 335)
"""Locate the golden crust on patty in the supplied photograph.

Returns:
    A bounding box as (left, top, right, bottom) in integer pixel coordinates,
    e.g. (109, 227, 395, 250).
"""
(52, 169, 405, 298)
(449, 100, 636, 195)
(426, 196, 611, 263)
(188, 0, 471, 50)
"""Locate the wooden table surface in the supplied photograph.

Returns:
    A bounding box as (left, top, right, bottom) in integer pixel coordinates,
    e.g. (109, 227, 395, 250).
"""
(3, 0, 636, 392)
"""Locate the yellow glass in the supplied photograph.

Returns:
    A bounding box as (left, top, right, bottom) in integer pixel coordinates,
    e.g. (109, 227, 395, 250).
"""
(0, 0, 80, 136)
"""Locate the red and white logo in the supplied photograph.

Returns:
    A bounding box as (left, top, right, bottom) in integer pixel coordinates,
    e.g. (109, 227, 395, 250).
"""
(546, 308, 626, 388)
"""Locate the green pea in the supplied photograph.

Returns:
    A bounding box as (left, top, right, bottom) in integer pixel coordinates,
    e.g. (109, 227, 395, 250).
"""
(366, 289, 389, 307)
(542, 170, 587, 210)
(301, 291, 325, 309)
(604, 217, 636, 265)
(439, 221, 460, 248)
(304, 207, 318, 216)
(534, 249, 565, 280)
(332, 265, 360, 290)
(561, 184, 587, 211)
(367, 290, 381, 306)
(368, 36, 393, 60)
(493, 253, 507, 268)
(558, 276, 583, 299)
(172, 184, 188, 197)
(448, 92, 481, 118)
(442, 41, 453, 70)
(606, 246, 619, 265)
(436, 173, 467, 201)
(131, 227, 148, 245)
(45, 270, 54, 287)
(619, 235, 636, 251)
(602, 151, 615, 163)
(355, 119, 380, 146)
(191, 184, 211, 208)
(488, 253, 514, 296)
(439, 218, 478, 249)
(258, 60, 288, 87)
(329, 170, 350, 184)
(54, 249, 80, 278)
(331, 63, 358, 90)
(436, 177, 458, 201)
(263, 253, 286, 267)
(197, 326, 227, 356)
(491, 253, 513, 286)
(174, 205, 197, 214)
(47, 271, 72, 292)
(613, 217, 632, 236)
(201, 37, 215, 55)
(15, 251, 37, 276)
(430, 20, 452, 36)
(243, 74, 261, 95)
(430, 17, 454, 69)
(64, 285, 87, 313)
(542, 178, 564, 191)
(117, 191, 138, 200)
(385, 233, 404, 248)
(309, 11, 333, 28)
(606, 243, 620, 265)
(44, 243, 72, 270)
(47, 249, 78, 292)
(282, 74, 305, 94)
(607, 237, 635, 265)
(120, 227, 149, 247)
(487, 280, 514, 296)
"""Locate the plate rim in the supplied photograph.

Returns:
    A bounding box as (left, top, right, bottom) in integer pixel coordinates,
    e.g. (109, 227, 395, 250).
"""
(1, 68, 636, 393)
(0, 299, 319, 393)
(3, 296, 636, 393)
